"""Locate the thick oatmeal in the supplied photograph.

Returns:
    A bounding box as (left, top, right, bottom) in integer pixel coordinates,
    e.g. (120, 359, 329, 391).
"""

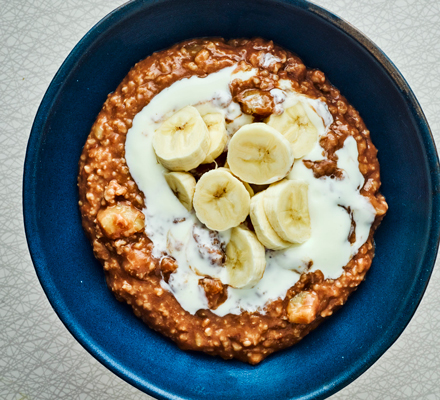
(78, 38, 387, 364)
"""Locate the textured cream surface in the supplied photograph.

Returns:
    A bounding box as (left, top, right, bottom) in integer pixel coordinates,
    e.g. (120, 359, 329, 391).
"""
(1, 0, 439, 398)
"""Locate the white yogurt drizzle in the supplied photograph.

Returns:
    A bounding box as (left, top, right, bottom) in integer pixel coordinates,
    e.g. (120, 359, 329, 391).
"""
(125, 65, 376, 316)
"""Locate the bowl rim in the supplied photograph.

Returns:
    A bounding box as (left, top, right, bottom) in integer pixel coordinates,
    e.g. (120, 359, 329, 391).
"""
(23, 0, 440, 399)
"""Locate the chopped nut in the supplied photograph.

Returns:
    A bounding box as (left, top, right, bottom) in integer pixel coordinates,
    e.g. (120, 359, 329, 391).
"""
(236, 89, 274, 117)
(104, 180, 128, 203)
(97, 204, 144, 239)
(287, 291, 320, 324)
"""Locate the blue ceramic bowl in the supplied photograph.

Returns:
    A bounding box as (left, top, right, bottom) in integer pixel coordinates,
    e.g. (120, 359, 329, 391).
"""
(23, 0, 440, 399)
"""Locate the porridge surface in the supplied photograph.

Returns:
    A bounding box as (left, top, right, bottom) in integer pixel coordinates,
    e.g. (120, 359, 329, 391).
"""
(78, 37, 387, 364)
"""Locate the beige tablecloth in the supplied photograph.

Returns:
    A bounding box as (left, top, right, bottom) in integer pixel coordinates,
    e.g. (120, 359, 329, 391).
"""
(1, 0, 439, 398)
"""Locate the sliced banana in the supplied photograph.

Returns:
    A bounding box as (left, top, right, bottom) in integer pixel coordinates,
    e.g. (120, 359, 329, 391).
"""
(266, 102, 318, 159)
(222, 167, 254, 197)
(227, 123, 294, 185)
(164, 171, 196, 211)
(202, 113, 228, 164)
(152, 106, 210, 171)
(225, 225, 266, 289)
(242, 181, 255, 197)
(193, 168, 250, 231)
(250, 192, 291, 250)
(263, 179, 311, 243)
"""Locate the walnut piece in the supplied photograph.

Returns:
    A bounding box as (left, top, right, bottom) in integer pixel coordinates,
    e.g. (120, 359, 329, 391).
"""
(97, 204, 144, 239)
(287, 291, 319, 324)
(199, 277, 227, 310)
(237, 89, 274, 117)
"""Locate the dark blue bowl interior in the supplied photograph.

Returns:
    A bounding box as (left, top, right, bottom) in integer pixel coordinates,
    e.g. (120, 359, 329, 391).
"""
(23, 0, 440, 399)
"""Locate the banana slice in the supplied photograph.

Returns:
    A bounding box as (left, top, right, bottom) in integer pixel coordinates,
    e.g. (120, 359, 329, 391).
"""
(250, 192, 291, 250)
(263, 179, 311, 243)
(153, 106, 210, 171)
(193, 168, 250, 231)
(225, 225, 266, 289)
(222, 167, 254, 197)
(242, 181, 255, 198)
(164, 171, 196, 211)
(202, 113, 228, 164)
(227, 123, 294, 185)
(266, 102, 318, 159)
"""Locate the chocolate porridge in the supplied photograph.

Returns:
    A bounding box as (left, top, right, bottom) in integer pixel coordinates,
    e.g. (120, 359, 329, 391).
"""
(78, 38, 387, 364)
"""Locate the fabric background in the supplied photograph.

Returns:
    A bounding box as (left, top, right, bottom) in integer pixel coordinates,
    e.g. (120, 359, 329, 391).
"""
(1, 0, 439, 398)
